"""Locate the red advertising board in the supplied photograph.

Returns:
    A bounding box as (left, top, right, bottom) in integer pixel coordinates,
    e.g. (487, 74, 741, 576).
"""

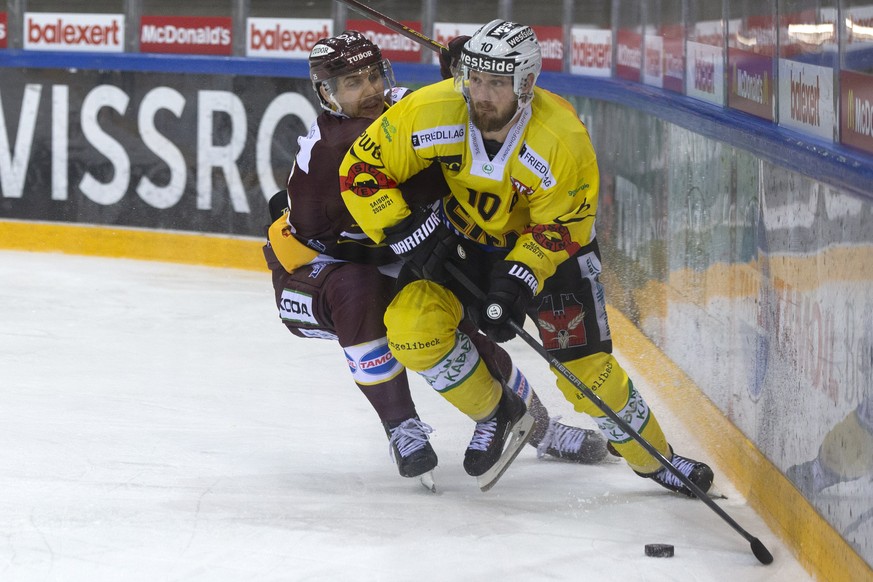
(346, 19, 421, 63)
(841, 70, 873, 155)
(0, 13, 7, 49)
(728, 48, 774, 121)
(140, 16, 233, 56)
(662, 24, 684, 93)
(616, 29, 642, 82)
(532, 25, 563, 72)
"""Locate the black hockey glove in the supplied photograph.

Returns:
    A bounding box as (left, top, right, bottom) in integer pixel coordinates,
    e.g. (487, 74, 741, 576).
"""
(482, 261, 538, 343)
(439, 35, 471, 80)
(383, 207, 458, 282)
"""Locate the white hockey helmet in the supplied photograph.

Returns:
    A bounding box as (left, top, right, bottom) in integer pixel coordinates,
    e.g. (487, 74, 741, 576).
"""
(456, 19, 542, 107)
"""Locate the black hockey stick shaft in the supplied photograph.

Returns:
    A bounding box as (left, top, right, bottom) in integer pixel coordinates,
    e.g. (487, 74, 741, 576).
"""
(445, 262, 773, 565)
(335, 0, 449, 57)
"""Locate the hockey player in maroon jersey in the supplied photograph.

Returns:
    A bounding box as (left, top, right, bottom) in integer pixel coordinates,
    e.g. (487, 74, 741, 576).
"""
(263, 31, 607, 490)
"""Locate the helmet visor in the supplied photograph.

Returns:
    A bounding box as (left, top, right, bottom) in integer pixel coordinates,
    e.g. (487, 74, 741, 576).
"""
(319, 60, 396, 118)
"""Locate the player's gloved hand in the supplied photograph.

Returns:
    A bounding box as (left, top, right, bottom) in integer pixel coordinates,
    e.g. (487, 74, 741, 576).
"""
(439, 35, 471, 80)
(383, 206, 459, 282)
(482, 261, 538, 343)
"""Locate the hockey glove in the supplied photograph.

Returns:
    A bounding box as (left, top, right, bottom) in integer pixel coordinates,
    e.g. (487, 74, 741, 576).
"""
(439, 36, 471, 80)
(383, 207, 459, 282)
(482, 261, 538, 343)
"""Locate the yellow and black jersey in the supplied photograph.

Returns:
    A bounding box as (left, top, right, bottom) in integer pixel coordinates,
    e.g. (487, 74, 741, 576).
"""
(339, 78, 600, 289)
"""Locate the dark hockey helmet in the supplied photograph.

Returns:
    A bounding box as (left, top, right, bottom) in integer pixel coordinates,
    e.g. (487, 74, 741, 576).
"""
(309, 31, 395, 114)
(456, 19, 542, 107)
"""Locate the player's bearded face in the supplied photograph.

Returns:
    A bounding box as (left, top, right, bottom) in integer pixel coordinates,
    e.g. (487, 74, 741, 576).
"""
(468, 71, 518, 133)
(328, 64, 386, 120)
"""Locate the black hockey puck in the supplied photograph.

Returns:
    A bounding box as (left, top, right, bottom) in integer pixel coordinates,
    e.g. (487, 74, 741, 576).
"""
(644, 544, 674, 558)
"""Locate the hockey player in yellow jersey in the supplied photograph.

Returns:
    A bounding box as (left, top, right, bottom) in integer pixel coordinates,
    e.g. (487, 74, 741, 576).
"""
(340, 19, 715, 497)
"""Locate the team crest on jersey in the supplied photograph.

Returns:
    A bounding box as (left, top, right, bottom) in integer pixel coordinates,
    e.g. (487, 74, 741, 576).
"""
(538, 294, 587, 351)
(510, 176, 534, 197)
(529, 223, 581, 255)
(342, 162, 397, 198)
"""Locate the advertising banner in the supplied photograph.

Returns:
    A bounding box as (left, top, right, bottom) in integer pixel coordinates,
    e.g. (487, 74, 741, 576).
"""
(24, 12, 124, 53)
(347, 19, 421, 63)
(246, 17, 331, 59)
(728, 48, 775, 121)
(532, 26, 563, 72)
(570, 27, 611, 77)
(685, 41, 724, 105)
(841, 70, 873, 155)
(642, 34, 663, 88)
(0, 12, 7, 50)
(0, 69, 320, 237)
(615, 29, 642, 82)
(140, 16, 233, 56)
(431, 22, 482, 65)
(778, 58, 835, 141)
(662, 24, 685, 94)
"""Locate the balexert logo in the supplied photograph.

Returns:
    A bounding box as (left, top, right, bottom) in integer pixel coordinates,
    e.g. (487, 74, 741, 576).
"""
(790, 70, 821, 126)
(0, 21, 6, 42)
(694, 52, 715, 93)
(26, 13, 123, 50)
(247, 18, 330, 56)
(573, 37, 610, 68)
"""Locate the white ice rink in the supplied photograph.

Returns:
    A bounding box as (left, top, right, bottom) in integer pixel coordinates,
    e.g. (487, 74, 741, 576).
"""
(0, 250, 813, 581)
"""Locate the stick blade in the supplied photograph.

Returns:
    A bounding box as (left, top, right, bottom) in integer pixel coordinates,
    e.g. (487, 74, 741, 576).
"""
(750, 537, 774, 565)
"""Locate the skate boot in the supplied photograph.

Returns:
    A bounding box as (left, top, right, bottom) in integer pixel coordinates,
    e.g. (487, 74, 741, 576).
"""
(463, 383, 532, 478)
(385, 417, 438, 478)
(536, 416, 609, 464)
(639, 449, 714, 498)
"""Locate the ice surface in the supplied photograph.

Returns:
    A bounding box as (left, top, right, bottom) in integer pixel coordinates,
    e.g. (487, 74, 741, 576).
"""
(0, 251, 812, 581)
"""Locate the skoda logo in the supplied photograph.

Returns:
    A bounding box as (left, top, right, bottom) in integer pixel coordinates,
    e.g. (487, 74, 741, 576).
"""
(482, 163, 494, 174)
(486, 303, 503, 320)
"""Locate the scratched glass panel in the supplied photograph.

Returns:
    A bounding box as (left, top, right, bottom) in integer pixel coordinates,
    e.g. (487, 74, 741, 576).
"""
(568, 93, 873, 568)
(843, 0, 873, 74)
(139, 1, 233, 17)
(26, 0, 124, 13)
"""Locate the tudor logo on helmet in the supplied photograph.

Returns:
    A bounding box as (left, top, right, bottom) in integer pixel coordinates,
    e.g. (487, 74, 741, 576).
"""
(308, 30, 396, 115)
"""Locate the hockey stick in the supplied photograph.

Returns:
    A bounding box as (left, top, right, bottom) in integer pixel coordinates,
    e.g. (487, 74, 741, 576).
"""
(445, 262, 774, 565)
(335, 0, 449, 57)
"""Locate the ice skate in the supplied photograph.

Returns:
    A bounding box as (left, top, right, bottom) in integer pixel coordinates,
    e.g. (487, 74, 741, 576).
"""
(640, 449, 714, 498)
(463, 384, 534, 491)
(536, 416, 608, 464)
(385, 417, 438, 479)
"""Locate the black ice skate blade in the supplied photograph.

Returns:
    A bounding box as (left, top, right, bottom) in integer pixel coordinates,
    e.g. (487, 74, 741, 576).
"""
(477, 412, 535, 492)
